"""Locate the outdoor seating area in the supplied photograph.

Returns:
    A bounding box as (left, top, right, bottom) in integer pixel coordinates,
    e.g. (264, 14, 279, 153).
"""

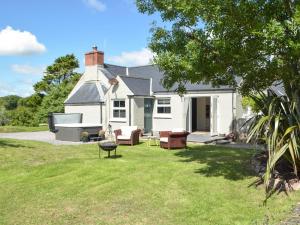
(47, 115, 193, 149)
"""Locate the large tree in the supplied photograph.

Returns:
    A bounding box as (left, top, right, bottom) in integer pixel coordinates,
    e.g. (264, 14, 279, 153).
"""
(32, 54, 81, 122)
(136, 0, 300, 99)
(34, 54, 80, 94)
(136, 0, 300, 196)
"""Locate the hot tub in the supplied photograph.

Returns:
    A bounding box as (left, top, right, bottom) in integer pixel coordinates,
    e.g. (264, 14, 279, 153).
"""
(55, 123, 103, 142)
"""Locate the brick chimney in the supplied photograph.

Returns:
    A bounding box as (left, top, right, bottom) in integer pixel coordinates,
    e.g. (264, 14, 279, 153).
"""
(85, 46, 104, 66)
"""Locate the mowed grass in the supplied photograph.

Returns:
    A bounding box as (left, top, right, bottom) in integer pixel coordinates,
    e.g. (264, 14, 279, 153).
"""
(0, 125, 48, 133)
(0, 139, 299, 225)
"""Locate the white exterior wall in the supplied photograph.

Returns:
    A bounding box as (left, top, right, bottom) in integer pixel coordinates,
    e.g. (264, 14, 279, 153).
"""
(152, 94, 185, 132)
(153, 91, 235, 135)
(65, 105, 102, 124)
(235, 93, 244, 119)
(105, 77, 133, 131)
(216, 92, 234, 134)
(133, 98, 144, 129)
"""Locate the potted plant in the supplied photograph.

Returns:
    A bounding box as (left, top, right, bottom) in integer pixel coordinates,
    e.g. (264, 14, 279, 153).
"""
(80, 131, 89, 142)
(99, 130, 105, 140)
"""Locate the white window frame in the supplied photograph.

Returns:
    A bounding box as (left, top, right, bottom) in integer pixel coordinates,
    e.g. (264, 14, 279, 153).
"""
(156, 98, 171, 114)
(112, 99, 126, 119)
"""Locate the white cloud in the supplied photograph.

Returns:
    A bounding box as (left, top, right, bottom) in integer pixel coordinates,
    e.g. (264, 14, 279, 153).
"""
(107, 48, 154, 66)
(83, 0, 106, 12)
(11, 64, 45, 76)
(0, 26, 46, 56)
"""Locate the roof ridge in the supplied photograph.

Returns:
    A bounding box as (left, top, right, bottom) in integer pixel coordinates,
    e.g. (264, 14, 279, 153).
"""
(128, 64, 155, 69)
(118, 75, 150, 81)
(104, 63, 126, 68)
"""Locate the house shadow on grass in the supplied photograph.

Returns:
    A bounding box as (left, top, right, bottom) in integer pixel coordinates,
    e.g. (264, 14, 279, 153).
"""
(175, 145, 256, 181)
(0, 139, 29, 148)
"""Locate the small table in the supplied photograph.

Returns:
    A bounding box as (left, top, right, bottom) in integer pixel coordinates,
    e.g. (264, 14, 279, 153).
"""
(147, 136, 159, 147)
(98, 141, 118, 158)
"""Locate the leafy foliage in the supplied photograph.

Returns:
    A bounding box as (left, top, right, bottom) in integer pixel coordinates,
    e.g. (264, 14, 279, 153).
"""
(0, 105, 9, 126)
(241, 96, 260, 113)
(0, 95, 21, 110)
(36, 79, 79, 123)
(7, 107, 39, 127)
(137, 1, 300, 198)
(34, 54, 79, 94)
(247, 90, 300, 197)
(136, 0, 300, 96)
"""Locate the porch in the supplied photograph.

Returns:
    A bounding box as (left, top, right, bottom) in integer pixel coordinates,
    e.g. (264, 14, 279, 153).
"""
(187, 132, 226, 144)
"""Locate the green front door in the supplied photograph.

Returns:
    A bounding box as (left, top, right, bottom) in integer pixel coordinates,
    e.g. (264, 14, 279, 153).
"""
(144, 98, 153, 134)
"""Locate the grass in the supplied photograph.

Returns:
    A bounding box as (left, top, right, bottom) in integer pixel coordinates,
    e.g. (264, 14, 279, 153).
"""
(0, 125, 48, 133)
(0, 139, 299, 225)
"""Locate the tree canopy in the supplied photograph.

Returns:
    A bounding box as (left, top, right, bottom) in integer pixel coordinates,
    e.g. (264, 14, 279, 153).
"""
(33, 54, 81, 122)
(0, 95, 21, 110)
(34, 54, 80, 94)
(136, 0, 300, 97)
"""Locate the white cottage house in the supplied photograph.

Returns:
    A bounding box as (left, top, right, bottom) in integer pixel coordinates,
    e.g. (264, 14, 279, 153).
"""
(64, 47, 244, 135)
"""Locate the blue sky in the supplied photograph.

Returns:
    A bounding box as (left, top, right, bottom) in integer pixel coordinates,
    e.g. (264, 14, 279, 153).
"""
(0, 0, 160, 97)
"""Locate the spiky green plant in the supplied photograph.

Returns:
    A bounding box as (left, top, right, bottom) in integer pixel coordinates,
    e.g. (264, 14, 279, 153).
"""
(247, 89, 300, 196)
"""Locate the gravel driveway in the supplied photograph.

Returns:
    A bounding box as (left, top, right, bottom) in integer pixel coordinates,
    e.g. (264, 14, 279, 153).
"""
(0, 131, 84, 145)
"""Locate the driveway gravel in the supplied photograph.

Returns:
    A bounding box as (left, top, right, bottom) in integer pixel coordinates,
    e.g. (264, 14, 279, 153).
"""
(0, 131, 84, 145)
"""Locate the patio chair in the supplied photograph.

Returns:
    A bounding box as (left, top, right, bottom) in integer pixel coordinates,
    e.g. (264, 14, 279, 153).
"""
(159, 128, 190, 149)
(114, 126, 141, 146)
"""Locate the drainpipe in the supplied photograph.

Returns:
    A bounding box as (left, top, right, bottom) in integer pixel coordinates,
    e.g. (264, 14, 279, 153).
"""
(232, 91, 235, 133)
(150, 78, 153, 96)
(100, 103, 103, 124)
(128, 96, 132, 126)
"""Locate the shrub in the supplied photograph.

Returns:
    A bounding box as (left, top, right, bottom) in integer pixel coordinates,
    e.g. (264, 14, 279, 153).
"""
(80, 131, 89, 142)
(246, 90, 300, 197)
(99, 130, 105, 140)
(7, 107, 39, 127)
(0, 105, 9, 126)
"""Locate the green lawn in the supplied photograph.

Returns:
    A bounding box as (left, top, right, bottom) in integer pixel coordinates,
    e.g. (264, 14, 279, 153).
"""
(0, 139, 299, 225)
(0, 125, 48, 133)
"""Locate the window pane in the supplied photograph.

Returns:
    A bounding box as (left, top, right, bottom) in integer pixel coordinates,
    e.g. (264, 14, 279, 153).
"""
(157, 107, 171, 114)
(119, 101, 125, 108)
(206, 105, 210, 118)
(114, 101, 119, 107)
(113, 110, 119, 118)
(165, 107, 171, 113)
(120, 110, 126, 118)
(158, 99, 170, 105)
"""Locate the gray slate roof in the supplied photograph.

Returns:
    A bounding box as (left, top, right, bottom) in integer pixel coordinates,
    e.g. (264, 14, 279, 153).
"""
(128, 65, 234, 92)
(99, 67, 114, 79)
(270, 82, 286, 96)
(119, 76, 150, 96)
(66, 64, 237, 105)
(65, 82, 104, 105)
(104, 64, 126, 76)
